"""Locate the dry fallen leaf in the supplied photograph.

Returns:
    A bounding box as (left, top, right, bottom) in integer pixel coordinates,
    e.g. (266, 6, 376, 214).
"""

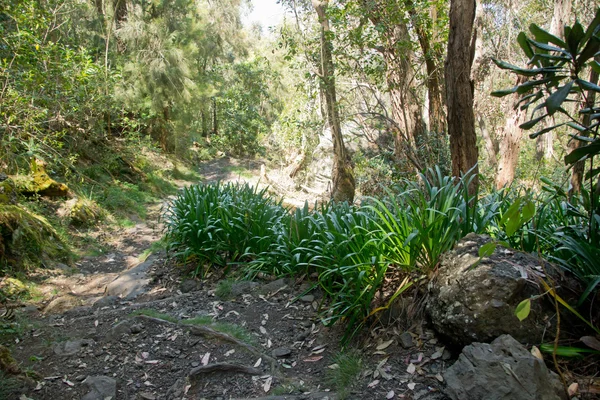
(254, 358, 262, 367)
(377, 340, 394, 351)
(367, 380, 380, 388)
(581, 336, 600, 351)
(303, 356, 323, 362)
(144, 360, 159, 365)
(328, 363, 340, 370)
(386, 390, 395, 399)
(568, 382, 579, 397)
(530, 346, 543, 360)
(435, 373, 444, 382)
(62, 379, 75, 387)
(94, 320, 98, 327)
(407, 363, 416, 374)
(407, 382, 416, 390)
(224, 349, 235, 357)
(201, 352, 210, 366)
(141, 352, 149, 359)
(263, 376, 272, 393)
(259, 326, 267, 335)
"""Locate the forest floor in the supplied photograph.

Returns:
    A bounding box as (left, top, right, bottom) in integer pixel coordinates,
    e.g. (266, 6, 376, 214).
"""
(3, 157, 450, 400)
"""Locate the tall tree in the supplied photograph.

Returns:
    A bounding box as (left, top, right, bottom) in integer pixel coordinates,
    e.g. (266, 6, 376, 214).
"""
(361, 0, 426, 170)
(445, 0, 479, 193)
(312, 0, 355, 202)
(536, 0, 572, 161)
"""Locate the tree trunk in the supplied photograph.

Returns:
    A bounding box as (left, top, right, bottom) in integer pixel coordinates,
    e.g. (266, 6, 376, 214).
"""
(406, 0, 445, 135)
(445, 0, 479, 194)
(363, 1, 426, 170)
(212, 97, 218, 135)
(312, 0, 355, 203)
(570, 58, 599, 195)
(496, 105, 526, 188)
(201, 105, 209, 138)
(537, 0, 572, 161)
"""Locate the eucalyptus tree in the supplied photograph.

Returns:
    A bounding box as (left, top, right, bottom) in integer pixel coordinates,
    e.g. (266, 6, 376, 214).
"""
(445, 0, 479, 194)
(312, 0, 355, 202)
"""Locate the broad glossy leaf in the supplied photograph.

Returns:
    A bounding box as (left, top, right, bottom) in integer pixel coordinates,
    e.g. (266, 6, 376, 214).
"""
(581, 8, 600, 46)
(478, 242, 497, 258)
(527, 38, 569, 54)
(577, 78, 600, 93)
(567, 121, 588, 132)
(565, 140, 600, 164)
(516, 76, 565, 95)
(492, 59, 560, 76)
(591, 60, 600, 74)
(529, 123, 565, 139)
(577, 36, 600, 64)
(491, 88, 517, 97)
(529, 23, 567, 48)
(515, 298, 531, 321)
(546, 81, 573, 115)
(517, 32, 534, 60)
(530, 53, 571, 64)
(519, 115, 547, 130)
(566, 21, 585, 55)
(521, 200, 535, 222)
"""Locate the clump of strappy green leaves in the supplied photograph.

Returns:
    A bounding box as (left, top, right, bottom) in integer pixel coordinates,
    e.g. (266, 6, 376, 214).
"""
(163, 173, 598, 342)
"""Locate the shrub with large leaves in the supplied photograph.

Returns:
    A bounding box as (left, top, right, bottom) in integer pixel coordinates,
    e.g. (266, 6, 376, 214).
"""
(492, 10, 600, 181)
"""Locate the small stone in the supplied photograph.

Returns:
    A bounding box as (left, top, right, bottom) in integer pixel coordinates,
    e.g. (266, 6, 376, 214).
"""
(93, 296, 119, 308)
(180, 280, 199, 293)
(399, 332, 413, 349)
(191, 361, 200, 367)
(107, 320, 133, 340)
(442, 349, 452, 361)
(82, 375, 116, 400)
(272, 347, 292, 358)
(53, 339, 93, 357)
(295, 330, 310, 342)
(130, 324, 143, 334)
(300, 295, 315, 303)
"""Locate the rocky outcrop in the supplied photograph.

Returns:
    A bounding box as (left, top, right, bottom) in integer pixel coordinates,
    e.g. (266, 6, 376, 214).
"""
(12, 158, 70, 198)
(426, 233, 560, 348)
(444, 334, 567, 400)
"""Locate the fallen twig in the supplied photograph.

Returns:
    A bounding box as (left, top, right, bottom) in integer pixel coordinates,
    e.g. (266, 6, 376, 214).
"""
(189, 362, 261, 377)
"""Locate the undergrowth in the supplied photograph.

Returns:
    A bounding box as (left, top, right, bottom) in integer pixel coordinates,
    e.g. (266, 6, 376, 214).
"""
(163, 169, 600, 343)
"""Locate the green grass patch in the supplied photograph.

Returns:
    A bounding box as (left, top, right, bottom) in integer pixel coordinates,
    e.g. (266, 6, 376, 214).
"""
(131, 309, 178, 323)
(215, 279, 233, 299)
(326, 351, 363, 399)
(170, 165, 202, 181)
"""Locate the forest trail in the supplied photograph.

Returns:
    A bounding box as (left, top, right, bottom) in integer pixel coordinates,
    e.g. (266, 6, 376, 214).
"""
(4, 158, 448, 400)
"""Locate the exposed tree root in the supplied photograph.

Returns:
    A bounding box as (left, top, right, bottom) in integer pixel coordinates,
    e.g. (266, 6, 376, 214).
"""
(188, 362, 261, 377)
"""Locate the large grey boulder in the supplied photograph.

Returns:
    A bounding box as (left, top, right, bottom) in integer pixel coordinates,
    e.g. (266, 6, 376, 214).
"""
(81, 375, 117, 400)
(105, 256, 155, 299)
(426, 233, 558, 348)
(444, 335, 567, 400)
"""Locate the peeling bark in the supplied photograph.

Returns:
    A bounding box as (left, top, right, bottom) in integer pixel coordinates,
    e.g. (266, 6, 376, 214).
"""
(312, 0, 355, 203)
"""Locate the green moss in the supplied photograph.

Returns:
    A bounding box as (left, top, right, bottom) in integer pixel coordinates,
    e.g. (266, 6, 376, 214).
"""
(0, 205, 72, 273)
(12, 159, 69, 198)
(69, 198, 103, 226)
(0, 180, 17, 205)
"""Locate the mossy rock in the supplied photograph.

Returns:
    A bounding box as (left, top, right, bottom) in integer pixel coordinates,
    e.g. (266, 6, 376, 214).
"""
(0, 205, 72, 272)
(0, 177, 17, 205)
(63, 198, 103, 226)
(0, 345, 20, 375)
(11, 159, 70, 198)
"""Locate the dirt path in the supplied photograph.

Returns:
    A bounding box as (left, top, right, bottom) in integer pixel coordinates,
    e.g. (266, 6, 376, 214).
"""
(3, 158, 449, 400)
